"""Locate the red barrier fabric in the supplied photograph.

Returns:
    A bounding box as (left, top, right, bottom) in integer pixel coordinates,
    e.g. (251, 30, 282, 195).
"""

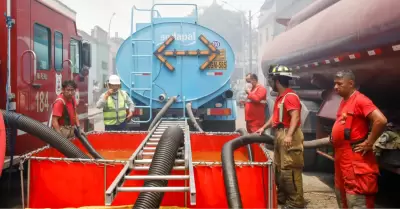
(190, 133, 268, 162)
(28, 160, 186, 208)
(35, 132, 147, 159)
(28, 132, 277, 208)
(191, 165, 275, 208)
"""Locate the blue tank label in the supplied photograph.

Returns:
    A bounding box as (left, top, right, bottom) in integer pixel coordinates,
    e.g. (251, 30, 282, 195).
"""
(159, 32, 197, 46)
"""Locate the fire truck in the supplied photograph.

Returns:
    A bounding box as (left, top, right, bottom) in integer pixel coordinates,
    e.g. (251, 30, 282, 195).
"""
(0, 0, 91, 159)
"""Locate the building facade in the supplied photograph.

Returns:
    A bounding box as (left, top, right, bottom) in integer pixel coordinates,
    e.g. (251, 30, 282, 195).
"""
(78, 26, 123, 106)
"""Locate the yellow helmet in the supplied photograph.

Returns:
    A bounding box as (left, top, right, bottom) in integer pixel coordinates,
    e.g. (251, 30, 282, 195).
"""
(268, 65, 296, 78)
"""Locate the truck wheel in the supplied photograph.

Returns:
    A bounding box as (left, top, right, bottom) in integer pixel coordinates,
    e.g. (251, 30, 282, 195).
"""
(201, 120, 236, 132)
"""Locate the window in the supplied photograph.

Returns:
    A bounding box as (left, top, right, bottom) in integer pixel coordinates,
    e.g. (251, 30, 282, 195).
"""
(54, 32, 63, 70)
(33, 24, 51, 70)
(70, 39, 80, 73)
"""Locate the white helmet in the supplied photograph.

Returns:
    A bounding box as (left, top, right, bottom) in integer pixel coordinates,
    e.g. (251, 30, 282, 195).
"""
(108, 75, 121, 85)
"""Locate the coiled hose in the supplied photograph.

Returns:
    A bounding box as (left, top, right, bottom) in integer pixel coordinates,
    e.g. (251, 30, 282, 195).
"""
(148, 96, 177, 131)
(221, 134, 275, 209)
(1, 109, 89, 159)
(133, 125, 184, 209)
(73, 127, 103, 159)
(235, 128, 254, 162)
(186, 102, 204, 132)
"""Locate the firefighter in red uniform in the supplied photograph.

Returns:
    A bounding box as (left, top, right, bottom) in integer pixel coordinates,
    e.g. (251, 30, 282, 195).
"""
(52, 80, 81, 138)
(244, 73, 267, 133)
(256, 65, 305, 209)
(331, 70, 387, 208)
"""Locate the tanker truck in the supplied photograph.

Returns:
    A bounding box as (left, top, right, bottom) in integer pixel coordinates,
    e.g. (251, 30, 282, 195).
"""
(115, 4, 236, 132)
(261, 0, 400, 173)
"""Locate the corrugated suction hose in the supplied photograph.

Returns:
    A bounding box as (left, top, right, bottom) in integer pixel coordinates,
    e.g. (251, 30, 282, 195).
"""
(133, 125, 184, 209)
(148, 96, 177, 131)
(235, 128, 254, 162)
(74, 127, 103, 159)
(221, 134, 275, 209)
(1, 109, 89, 159)
(186, 102, 204, 132)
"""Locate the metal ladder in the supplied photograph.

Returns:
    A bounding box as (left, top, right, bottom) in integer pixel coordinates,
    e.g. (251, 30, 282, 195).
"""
(129, 6, 157, 123)
(105, 118, 196, 206)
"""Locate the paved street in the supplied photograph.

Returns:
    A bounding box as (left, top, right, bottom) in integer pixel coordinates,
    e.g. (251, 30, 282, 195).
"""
(89, 107, 105, 131)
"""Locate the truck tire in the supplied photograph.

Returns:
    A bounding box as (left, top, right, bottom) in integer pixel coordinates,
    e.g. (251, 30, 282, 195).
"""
(202, 120, 236, 132)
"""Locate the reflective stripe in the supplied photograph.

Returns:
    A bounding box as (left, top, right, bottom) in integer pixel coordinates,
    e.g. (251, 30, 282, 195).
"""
(278, 93, 299, 123)
(103, 91, 127, 125)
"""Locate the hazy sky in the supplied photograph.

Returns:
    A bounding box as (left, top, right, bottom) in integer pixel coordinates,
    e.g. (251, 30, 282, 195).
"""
(59, 0, 265, 39)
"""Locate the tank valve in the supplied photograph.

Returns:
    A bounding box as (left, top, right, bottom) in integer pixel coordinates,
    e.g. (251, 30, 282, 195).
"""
(159, 94, 167, 102)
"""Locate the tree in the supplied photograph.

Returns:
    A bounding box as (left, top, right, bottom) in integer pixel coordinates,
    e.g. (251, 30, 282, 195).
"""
(188, 2, 249, 53)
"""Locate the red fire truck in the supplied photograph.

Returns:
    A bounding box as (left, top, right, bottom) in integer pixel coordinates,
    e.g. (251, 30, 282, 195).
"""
(0, 0, 91, 157)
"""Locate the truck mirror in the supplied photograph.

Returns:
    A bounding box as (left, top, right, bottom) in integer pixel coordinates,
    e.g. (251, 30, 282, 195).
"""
(82, 42, 91, 68)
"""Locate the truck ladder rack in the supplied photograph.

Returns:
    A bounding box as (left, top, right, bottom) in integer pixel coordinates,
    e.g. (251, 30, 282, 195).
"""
(105, 118, 196, 206)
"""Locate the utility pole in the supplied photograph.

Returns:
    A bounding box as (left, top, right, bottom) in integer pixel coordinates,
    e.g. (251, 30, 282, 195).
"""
(240, 14, 246, 79)
(248, 10, 252, 74)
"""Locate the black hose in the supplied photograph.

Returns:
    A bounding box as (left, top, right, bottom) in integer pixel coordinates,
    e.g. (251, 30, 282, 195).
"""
(235, 128, 254, 162)
(221, 134, 275, 209)
(73, 127, 104, 159)
(148, 96, 177, 131)
(1, 109, 89, 159)
(133, 125, 184, 209)
(186, 102, 204, 132)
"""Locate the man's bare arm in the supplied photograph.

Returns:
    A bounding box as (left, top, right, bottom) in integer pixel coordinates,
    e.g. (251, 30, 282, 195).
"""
(52, 116, 61, 133)
(366, 109, 387, 146)
(261, 117, 273, 130)
(287, 110, 300, 137)
(75, 112, 80, 127)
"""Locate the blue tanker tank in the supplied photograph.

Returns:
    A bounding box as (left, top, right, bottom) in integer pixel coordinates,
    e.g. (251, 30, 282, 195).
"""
(116, 3, 237, 131)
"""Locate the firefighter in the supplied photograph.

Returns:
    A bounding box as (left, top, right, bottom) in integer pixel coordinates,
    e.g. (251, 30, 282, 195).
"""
(331, 70, 387, 208)
(256, 65, 305, 209)
(244, 73, 267, 133)
(96, 75, 135, 131)
(52, 80, 81, 138)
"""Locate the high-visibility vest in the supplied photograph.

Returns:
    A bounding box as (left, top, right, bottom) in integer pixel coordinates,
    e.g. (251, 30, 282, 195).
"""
(103, 90, 127, 125)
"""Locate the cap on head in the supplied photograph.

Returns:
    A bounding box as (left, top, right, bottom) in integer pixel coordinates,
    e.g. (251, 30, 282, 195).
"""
(108, 75, 121, 85)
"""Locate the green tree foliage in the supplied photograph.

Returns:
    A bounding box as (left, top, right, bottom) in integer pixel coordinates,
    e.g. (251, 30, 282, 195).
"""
(189, 2, 249, 52)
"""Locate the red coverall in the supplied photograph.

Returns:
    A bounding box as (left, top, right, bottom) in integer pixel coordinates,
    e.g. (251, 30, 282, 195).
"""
(245, 84, 267, 133)
(331, 91, 380, 208)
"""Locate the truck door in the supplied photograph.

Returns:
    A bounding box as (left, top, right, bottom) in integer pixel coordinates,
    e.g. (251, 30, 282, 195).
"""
(29, 23, 51, 123)
(17, 2, 52, 123)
